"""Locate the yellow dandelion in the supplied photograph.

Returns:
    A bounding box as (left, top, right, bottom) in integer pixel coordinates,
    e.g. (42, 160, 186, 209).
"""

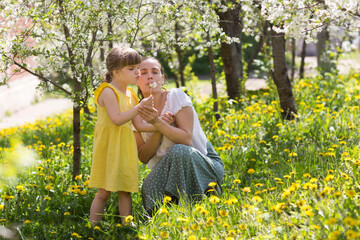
(344, 216, 359, 226)
(125, 215, 133, 223)
(346, 190, 356, 198)
(177, 217, 188, 222)
(189, 235, 197, 240)
(191, 224, 200, 231)
(16, 185, 24, 191)
(94, 226, 101, 230)
(247, 169, 255, 174)
(45, 185, 53, 190)
(116, 223, 121, 227)
(239, 224, 247, 230)
(44, 196, 51, 200)
(219, 210, 229, 217)
(242, 187, 251, 193)
(303, 173, 311, 178)
(163, 196, 172, 203)
(289, 152, 297, 157)
(209, 195, 220, 204)
(324, 174, 334, 181)
(252, 196, 263, 202)
(233, 179, 241, 184)
(305, 210, 314, 217)
(208, 182, 217, 187)
(64, 212, 70, 216)
(0, 205, 4, 210)
(24, 220, 31, 224)
(74, 175, 82, 180)
(159, 208, 169, 215)
(346, 230, 359, 240)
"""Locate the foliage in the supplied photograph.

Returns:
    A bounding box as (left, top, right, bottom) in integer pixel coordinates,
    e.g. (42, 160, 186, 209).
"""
(1, 72, 360, 239)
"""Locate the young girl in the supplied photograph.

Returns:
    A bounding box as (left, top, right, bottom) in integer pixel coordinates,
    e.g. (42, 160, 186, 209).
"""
(88, 47, 152, 224)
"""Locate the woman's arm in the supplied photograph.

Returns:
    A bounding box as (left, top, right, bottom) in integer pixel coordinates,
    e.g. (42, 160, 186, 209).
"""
(138, 105, 194, 146)
(134, 131, 163, 164)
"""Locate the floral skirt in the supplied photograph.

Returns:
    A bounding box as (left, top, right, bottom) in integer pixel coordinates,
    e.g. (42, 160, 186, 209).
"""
(141, 142, 224, 215)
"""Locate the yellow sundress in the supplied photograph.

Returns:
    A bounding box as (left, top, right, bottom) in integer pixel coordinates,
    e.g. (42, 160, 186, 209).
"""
(88, 82, 139, 192)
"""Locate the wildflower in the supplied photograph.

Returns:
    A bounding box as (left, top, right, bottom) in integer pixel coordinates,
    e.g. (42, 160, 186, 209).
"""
(84, 180, 89, 186)
(327, 218, 337, 225)
(94, 226, 101, 230)
(255, 183, 263, 187)
(342, 173, 349, 180)
(47, 176, 54, 181)
(125, 215, 133, 223)
(309, 178, 317, 183)
(311, 225, 321, 230)
(159, 208, 169, 215)
(224, 198, 237, 205)
(64, 212, 70, 216)
(206, 217, 215, 227)
(16, 185, 24, 191)
(44, 196, 51, 200)
(346, 230, 359, 240)
(116, 223, 121, 227)
(0, 205, 4, 210)
(344, 217, 359, 226)
(281, 190, 291, 200)
(63, 192, 69, 196)
(233, 179, 241, 184)
(303, 173, 311, 178)
(24, 220, 31, 224)
(305, 210, 314, 217)
(163, 196, 172, 203)
(189, 235, 196, 240)
(225, 237, 234, 240)
(219, 210, 229, 217)
(208, 182, 217, 187)
(75, 175, 82, 180)
(324, 174, 334, 181)
(209, 195, 220, 203)
(72, 232, 82, 239)
(45, 185, 53, 190)
(252, 196, 262, 202)
(289, 152, 297, 157)
(346, 190, 356, 198)
(242, 187, 251, 193)
(283, 175, 290, 179)
(191, 224, 200, 231)
(333, 191, 342, 197)
(80, 190, 87, 195)
(239, 224, 247, 230)
(247, 169, 255, 174)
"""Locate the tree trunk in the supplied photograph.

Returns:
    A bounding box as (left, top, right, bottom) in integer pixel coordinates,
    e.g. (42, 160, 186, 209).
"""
(216, 1, 242, 99)
(71, 75, 82, 179)
(206, 32, 219, 119)
(175, 22, 185, 87)
(291, 38, 296, 82)
(316, 26, 335, 74)
(270, 29, 297, 120)
(299, 39, 306, 79)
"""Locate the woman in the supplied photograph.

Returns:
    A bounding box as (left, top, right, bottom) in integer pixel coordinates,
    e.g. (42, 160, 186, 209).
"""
(134, 57, 224, 216)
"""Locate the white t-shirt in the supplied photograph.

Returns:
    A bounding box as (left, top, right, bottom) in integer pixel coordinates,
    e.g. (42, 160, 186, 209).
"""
(140, 88, 208, 169)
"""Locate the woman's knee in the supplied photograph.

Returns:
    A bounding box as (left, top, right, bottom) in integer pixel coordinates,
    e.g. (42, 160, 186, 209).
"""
(169, 144, 192, 158)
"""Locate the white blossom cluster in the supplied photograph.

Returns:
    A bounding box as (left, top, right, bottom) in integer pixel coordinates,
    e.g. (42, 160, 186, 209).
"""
(258, 0, 360, 40)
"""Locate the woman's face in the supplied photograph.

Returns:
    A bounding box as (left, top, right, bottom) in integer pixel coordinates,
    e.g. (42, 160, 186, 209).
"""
(138, 59, 164, 95)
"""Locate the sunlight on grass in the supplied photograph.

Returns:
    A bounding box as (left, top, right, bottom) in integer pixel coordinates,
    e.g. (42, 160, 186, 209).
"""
(0, 72, 360, 239)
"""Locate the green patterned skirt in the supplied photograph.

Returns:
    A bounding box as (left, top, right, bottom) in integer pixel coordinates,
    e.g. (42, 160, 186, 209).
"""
(141, 142, 224, 215)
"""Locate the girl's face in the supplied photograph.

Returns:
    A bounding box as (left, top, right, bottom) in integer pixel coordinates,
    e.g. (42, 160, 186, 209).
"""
(138, 59, 164, 95)
(114, 64, 140, 85)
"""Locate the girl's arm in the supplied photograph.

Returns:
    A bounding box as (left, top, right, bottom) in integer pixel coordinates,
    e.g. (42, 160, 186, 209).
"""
(133, 111, 175, 132)
(132, 115, 157, 132)
(98, 88, 152, 126)
(134, 131, 162, 164)
(138, 105, 193, 146)
(99, 87, 138, 126)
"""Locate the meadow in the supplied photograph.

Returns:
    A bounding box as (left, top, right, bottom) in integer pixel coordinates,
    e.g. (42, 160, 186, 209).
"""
(0, 72, 360, 239)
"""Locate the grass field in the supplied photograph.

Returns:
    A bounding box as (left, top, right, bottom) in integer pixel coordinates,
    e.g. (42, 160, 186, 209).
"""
(1, 71, 360, 239)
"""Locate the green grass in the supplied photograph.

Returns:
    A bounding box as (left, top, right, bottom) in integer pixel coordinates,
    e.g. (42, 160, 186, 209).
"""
(1, 71, 360, 239)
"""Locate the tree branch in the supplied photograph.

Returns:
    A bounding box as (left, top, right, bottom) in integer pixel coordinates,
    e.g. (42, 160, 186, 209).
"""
(13, 60, 72, 96)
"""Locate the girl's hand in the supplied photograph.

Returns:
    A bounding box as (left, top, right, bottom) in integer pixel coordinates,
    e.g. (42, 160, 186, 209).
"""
(139, 96, 153, 107)
(138, 105, 159, 124)
(160, 111, 175, 125)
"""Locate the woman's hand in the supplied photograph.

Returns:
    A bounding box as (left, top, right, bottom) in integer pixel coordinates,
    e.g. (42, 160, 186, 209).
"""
(139, 95, 153, 107)
(138, 105, 160, 124)
(160, 111, 175, 125)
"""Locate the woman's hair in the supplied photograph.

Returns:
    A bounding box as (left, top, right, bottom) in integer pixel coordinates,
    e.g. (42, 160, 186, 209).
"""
(102, 47, 142, 83)
(137, 56, 166, 100)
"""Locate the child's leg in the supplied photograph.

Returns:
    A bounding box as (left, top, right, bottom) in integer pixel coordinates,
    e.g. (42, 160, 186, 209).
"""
(117, 191, 132, 223)
(90, 188, 111, 223)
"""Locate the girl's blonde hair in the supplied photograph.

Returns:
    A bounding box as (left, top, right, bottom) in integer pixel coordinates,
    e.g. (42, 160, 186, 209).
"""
(103, 47, 141, 83)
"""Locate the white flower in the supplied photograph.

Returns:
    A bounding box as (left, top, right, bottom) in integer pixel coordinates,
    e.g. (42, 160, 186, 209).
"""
(149, 82, 157, 88)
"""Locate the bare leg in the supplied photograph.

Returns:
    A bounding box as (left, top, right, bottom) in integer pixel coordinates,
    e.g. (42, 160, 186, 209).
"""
(117, 191, 132, 224)
(90, 188, 110, 223)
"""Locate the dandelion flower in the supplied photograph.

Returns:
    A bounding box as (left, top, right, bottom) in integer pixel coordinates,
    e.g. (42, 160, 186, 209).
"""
(346, 230, 359, 240)
(125, 215, 133, 223)
(252, 196, 263, 202)
(242, 187, 251, 193)
(208, 182, 217, 187)
(346, 190, 356, 198)
(163, 196, 172, 203)
(209, 195, 220, 203)
(16, 185, 24, 191)
(64, 212, 70, 216)
(247, 169, 255, 174)
(233, 179, 241, 184)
